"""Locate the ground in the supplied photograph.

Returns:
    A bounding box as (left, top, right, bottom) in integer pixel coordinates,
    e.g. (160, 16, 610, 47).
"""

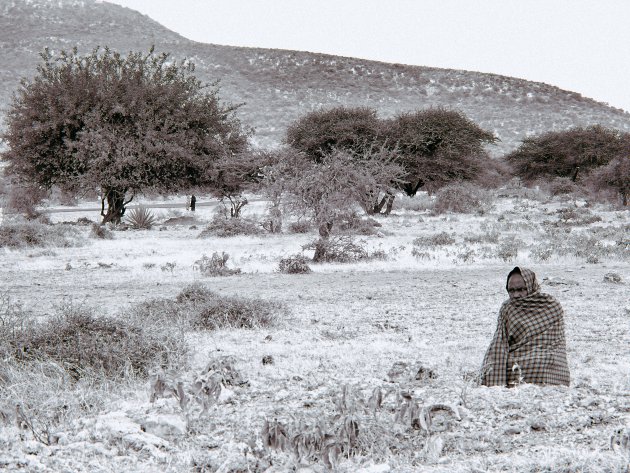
(0, 190, 628, 472)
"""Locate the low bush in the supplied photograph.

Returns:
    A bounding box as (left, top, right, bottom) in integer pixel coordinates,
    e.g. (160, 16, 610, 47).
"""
(133, 283, 282, 331)
(545, 177, 583, 197)
(412, 232, 456, 247)
(89, 223, 113, 239)
(304, 236, 369, 263)
(2, 304, 183, 379)
(199, 214, 263, 238)
(432, 182, 495, 215)
(0, 221, 84, 248)
(277, 254, 312, 274)
(194, 252, 241, 276)
(338, 213, 382, 236)
(288, 220, 312, 234)
(497, 239, 520, 262)
(553, 207, 602, 226)
(125, 206, 157, 230)
(5, 185, 47, 219)
(391, 193, 434, 212)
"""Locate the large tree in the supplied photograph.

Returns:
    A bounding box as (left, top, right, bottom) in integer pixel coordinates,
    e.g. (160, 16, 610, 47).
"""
(381, 108, 497, 195)
(2, 47, 248, 223)
(285, 106, 381, 162)
(505, 125, 630, 183)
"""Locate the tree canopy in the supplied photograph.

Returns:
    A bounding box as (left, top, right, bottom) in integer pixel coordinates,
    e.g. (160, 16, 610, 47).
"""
(505, 125, 630, 183)
(2, 46, 248, 223)
(380, 108, 498, 195)
(285, 106, 381, 162)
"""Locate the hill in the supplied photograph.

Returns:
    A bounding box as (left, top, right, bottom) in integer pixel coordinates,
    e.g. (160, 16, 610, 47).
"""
(2, 0, 630, 155)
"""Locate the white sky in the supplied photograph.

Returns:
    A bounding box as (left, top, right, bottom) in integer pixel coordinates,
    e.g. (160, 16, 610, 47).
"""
(106, 0, 630, 113)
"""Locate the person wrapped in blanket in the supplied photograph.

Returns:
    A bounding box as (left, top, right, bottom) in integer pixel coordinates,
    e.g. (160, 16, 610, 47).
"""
(481, 267, 570, 387)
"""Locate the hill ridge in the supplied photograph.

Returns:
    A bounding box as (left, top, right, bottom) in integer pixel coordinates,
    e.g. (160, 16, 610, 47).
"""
(1, 0, 629, 154)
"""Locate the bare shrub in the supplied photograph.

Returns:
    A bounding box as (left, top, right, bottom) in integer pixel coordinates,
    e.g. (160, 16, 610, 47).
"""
(545, 177, 584, 197)
(194, 252, 242, 276)
(134, 284, 282, 331)
(6, 185, 47, 219)
(0, 221, 84, 248)
(199, 213, 263, 238)
(288, 220, 312, 234)
(464, 230, 500, 244)
(2, 304, 184, 379)
(304, 236, 369, 263)
(338, 213, 382, 236)
(549, 207, 603, 227)
(432, 182, 495, 215)
(529, 244, 554, 262)
(497, 239, 520, 262)
(413, 232, 456, 247)
(277, 254, 312, 274)
(89, 223, 113, 239)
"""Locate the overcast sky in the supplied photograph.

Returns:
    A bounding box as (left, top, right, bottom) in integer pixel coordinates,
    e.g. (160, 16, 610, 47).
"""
(106, 0, 630, 113)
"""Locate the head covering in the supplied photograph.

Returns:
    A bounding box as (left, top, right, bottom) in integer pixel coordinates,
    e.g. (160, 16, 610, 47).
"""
(481, 267, 570, 387)
(506, 266, 540, 294)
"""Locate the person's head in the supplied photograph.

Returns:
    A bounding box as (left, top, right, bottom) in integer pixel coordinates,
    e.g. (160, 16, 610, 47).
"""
(506, 267, 528, 300)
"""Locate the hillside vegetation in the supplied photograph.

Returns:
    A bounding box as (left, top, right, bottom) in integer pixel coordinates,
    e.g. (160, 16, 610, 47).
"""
(1, 0, 630, 155)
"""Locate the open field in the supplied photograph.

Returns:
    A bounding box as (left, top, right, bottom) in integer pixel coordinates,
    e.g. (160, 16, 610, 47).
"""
(0, 190, 629, 472)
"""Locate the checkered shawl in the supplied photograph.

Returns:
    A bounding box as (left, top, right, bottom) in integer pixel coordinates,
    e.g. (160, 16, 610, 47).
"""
(481, 267, 570, 387)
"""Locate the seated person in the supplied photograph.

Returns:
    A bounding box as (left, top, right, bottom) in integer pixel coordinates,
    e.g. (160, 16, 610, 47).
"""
(481, 266, 570, 387)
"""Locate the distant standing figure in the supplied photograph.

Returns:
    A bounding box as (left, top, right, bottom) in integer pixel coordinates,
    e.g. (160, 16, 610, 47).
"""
(190, 195, 196, 212)
(481, 267, 570, 387)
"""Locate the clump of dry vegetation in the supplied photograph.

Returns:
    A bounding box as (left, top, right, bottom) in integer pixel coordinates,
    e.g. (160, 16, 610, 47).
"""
(133, 283, 283, 330)
(193, 252, 241, 276)
(277, 254, 312, 274)
(199, 214, 263, 238)
(0, 301, 185, 380)
(0, 221, 84, 248)
(432, 182, 495, 215)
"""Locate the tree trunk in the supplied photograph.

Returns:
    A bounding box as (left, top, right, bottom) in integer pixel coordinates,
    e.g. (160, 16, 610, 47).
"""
(383, 193, 395, 215)
(312, 221, 334, 262)
(373, 192, 396, 215)
(101, 189, 132, 225)
(401, 179, 424, 197)
(372, 194, 389, 214)
(622, 191, 628, 206)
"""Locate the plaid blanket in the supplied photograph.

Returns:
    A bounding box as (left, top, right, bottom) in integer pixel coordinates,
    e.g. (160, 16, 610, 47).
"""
(481, 267, 570, 387)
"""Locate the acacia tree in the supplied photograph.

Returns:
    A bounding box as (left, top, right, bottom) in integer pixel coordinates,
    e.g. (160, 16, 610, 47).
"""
(588, 156, 630, 206)
(2, 47, 248, 223)
(505, 125, 629, 183)
(285, 106, 381, 162)
(261, 148, 404, 261)
(380, 108, 497, 196)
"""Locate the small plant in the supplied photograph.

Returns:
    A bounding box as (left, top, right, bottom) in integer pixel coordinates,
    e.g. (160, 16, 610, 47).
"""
(142, 262, 156, 269)
(161, 261, 177, 273)
(193, 252, 241, 277)
(148, 357, 245, 417)
(497, 240, 520, 262)
(277, 254, 312, 274)
(89, 223, 113, 239)
(126, 206, 157, 230)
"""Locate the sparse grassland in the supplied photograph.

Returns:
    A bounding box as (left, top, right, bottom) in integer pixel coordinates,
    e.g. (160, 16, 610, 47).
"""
(0, 190, 628, 472)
